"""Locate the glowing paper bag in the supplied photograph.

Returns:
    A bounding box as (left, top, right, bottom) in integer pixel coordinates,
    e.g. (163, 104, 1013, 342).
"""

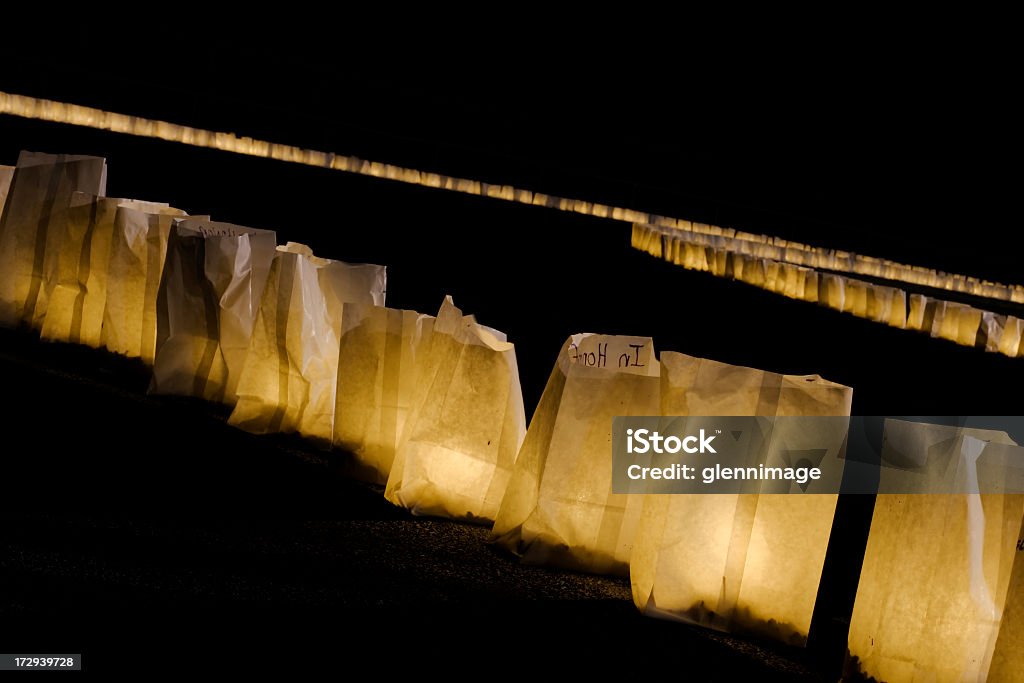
(333, 304, 434, 483)
(822, 273, 845, 311)
(37, 194, 172, 346)
(150, 218, 276, 403)
(229, 243, 386, 443)
(996, 315, 1023, 357)
(0, 151, 107, 326)
(630, 351, 852, 645)
(102, 203, 190, 363)
(490, 334, 659, 575)
(845, 421, 1024, 683)
(385, 297, 525, 523)
(989, 531, 1024, 680)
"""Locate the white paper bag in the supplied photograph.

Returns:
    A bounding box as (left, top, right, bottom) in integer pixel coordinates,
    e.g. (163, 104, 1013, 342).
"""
(37, 194, 172, 347)
(385, 297, 526, 523)
(490, 334, 659, 575)
(150, 218, 276, 403)
(333, 304, 434, 483)
(630, 351, 852, 645)
(846, 421, 1024, 682)
(102, 203, 190, 363)
(228, 243, 385, 443)
(0, 151, 107, 326)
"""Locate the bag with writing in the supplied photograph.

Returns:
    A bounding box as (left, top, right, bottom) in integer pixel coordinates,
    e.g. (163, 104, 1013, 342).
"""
(0, 151, 107, 327)
(845, 420, 1024, 682)
(630, 351, 852, 645)
(490, 334, 659, 576)
(150, 218, 276, 403)
(102, 203, 191, 363)
(38, 193, 173, 347)
(334, 304, 434, 483)
(385, 296, 525, 522)
(228, 243, 385, 443)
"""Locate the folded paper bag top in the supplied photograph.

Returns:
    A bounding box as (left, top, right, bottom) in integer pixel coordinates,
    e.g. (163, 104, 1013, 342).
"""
(0, 151, 107, 327)
(385, 296, 526, 523)
(490, 333, 660, 576)
(149, 218, 277, 404)
(228, 242, 386, 443)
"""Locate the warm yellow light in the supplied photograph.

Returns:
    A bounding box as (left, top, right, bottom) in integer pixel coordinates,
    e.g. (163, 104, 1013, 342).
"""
(385, 297, 526, 523)
(491, 334, 660, 575)
(334, 304, 434, 484)
(632, 222, 1023, 358)
(38, 194, 173, 348)
(102, 203, 189, 363)
(229, 242, 386, 442)
(630, 352, 852, 646)
(845, 421, 1024, 682)
(3, 91, 1021, 307)
(150, 218, 277, 404)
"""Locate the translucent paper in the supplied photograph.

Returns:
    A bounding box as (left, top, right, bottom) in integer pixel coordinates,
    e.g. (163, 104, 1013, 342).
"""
(229, 243, 386, 443)
(630, 351, 852, 645)
(845, 421, 1024, 682)
(150, 218, 276, 403)
(0, 151, 107, 326)
(386, 297, 525, 523)
(102, 203, 190, 363)
(490, 334, 660, 575)
(37, 194, 172, 347)
(334, 304, 434, 483)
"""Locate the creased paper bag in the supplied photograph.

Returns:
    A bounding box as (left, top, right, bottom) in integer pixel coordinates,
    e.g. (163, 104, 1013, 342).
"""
(334, 304, 434, 483)
(845, 421, 1024, 683)
(150, 218, 276, 403)
(0, 151, 107, 326)
(385, 296, 525, 523)
(228, 243, 385, 443)
(490, 334, 659, 575)
(102, 203, 190, 363)
(38, 193, 173, 347)
(630, 351, 852, 645)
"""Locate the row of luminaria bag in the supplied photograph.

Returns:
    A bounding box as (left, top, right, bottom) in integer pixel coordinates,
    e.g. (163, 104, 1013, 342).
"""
(6, 92, 1021, 306)
(630, 218, 1024, 304)
(491, 339, 854, 646)
(633, 222, 1024, 355)
(0, 151, 529, 524)
(3, 151, 1022, 672)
